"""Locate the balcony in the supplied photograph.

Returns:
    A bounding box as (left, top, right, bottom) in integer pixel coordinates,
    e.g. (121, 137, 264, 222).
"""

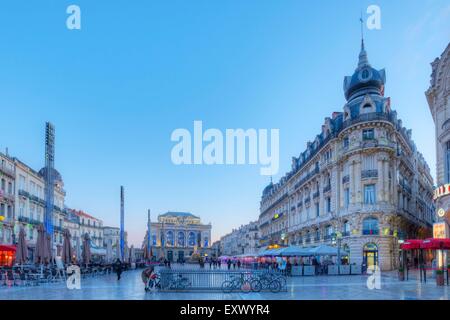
(362, 229, 379, 235)
(18, 189, 30, 198)
(342, 231, 350, 237)
(362, 170, 378, 179)
(324, 234, 332, 241)
(342, 175, 350, 184)
(313, 191, 320, 199)
(304, 197, 311, 206)
(305, 238, 311, 244)
(323, 185, 331, 193)
(0, 164, 14, 178)
(294, 167, 320, 190)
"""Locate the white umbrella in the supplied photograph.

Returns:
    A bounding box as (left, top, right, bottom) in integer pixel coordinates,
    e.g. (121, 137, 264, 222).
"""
(75, 237, 81, 263)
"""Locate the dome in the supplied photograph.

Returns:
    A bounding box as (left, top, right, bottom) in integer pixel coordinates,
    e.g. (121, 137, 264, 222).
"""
(262, 182, 274, 197)
(343, 40, 386, 101)
(38, 167, 63, 183)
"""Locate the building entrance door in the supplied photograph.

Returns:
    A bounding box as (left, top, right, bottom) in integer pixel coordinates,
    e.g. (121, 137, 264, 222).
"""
(167, 250, 173, 262)
(178, 251, 184, 262)
(363, 243, 378, 272)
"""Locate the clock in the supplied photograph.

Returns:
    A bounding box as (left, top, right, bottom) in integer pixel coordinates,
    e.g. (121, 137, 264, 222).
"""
(437, 208, 446, 218)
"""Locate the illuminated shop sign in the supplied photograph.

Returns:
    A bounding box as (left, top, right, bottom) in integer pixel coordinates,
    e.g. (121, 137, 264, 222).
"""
(434, 184, 450, 200)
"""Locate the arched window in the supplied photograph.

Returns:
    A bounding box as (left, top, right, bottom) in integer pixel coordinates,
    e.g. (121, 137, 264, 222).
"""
(177, 232, 185, 247)
(362, 217, 379, 235)
(188, 232, 196, 247)
(166, 231, 174, 246)
(343, 221, 350, 236)
(203, 237, 209, 248)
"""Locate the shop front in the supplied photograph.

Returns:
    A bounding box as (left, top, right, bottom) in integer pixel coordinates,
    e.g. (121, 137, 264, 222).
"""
(0, 244, 16, 267)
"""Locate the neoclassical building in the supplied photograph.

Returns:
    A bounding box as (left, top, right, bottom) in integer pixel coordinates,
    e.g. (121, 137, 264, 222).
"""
(427, 43, 450, 234)
(219, 221, 259, 256)
(259, 40, 435, 271)
(143, 211, 212, 262)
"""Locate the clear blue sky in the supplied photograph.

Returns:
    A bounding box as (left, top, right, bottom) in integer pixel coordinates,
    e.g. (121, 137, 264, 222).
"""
(0, 1, 449, 246)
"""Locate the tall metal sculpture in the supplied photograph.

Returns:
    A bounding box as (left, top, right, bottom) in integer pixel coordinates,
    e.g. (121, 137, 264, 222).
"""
(120, 186, 125, 261)
(44, 122, 55, 247)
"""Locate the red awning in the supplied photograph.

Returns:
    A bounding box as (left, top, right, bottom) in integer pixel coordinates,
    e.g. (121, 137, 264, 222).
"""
(400, 239, 423, 250)
(420, 238, 450, 250)
(0, 245, 16, 252)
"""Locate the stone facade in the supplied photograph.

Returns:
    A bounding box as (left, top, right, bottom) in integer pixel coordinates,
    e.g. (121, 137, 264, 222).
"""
(426, 43, 450, 230)
(259, 41, 435, 271)
(219, 221, 260, 256)
(143, 212, 212, 262)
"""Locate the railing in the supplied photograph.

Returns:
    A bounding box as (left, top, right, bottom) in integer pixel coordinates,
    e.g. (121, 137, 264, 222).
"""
(362, 229, 379, 235)
(0, 164, 14, 177)
(294, 167, 320, 190)
(323, 185, 331, 193)
(361, 169, 378, 179)
(157, 268, 287, 292)
(304, 197, 311, 205)
(313, 191, 320, 199)
(342, 231, 350, 237)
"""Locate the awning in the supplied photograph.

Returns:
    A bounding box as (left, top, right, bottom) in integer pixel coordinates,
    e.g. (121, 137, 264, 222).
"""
(307, 244, 348, 256)
(0, 245, 16, 252)
(420, 238, 450, 250)
(277, 246, 311, 257)
(400, 239, 423, 250)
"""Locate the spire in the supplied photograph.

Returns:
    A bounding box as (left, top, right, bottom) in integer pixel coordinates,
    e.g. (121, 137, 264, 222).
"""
(358, 13, 370, 69)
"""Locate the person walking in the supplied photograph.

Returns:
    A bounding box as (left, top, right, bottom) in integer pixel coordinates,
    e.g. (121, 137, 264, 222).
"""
(227, 259, 231, 270)
(237, 260, 241, 269)
(114, 259, 123, 281)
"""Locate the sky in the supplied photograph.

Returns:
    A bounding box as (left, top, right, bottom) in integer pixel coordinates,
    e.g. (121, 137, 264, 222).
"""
(0, 0, 449, 246)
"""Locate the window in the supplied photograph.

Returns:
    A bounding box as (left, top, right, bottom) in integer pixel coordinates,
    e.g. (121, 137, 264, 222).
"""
(343, 137, 349, 149)
(343, 221, 350, 235)
(19, 175, 25, 190)
(344, 188, 350, 208)
(363, 129, 375, 140)
(315, 203, 320, 217)
(364, 184, 376, 204)
(446, 141, 450, 183)
(188, 232, 196, 246)
(177, 232, 185, 247)
(326, 197, 331, 213)
(1, 179, 5, 191)
(166, 231, 174, 246)
(363, 217, 379, 235)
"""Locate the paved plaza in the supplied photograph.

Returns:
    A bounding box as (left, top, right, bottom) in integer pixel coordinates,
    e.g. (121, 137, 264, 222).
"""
(0, 268, 448, 300)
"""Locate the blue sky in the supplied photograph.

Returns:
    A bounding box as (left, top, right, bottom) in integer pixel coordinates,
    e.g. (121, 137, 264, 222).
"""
(0, 1, 449, 246)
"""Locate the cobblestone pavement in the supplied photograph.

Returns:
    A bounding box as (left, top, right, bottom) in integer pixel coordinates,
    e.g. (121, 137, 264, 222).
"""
(0, 268, 448, 300)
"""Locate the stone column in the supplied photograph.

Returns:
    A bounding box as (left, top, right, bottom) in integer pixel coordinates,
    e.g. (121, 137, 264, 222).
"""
(377, 157, 384, 202)
(383, 159, 390, 203)
(355, 159, 362, 203)
(350, 161, 356, 204)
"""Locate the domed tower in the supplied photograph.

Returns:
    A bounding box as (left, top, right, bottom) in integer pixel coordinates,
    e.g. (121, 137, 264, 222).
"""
(342, 40, 389, 121)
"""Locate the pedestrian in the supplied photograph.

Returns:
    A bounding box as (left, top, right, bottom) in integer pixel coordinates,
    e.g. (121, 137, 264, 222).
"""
(209, 258, 213, 269)
(114, 259, 123, 281)
(227, 259, 231, 270)
(168, 259, 171, 268)
(237, 260, 241, 269)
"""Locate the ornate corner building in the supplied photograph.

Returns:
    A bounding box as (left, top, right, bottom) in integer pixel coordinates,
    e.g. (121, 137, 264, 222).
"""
(426, 43, 450, 229)
(259, 41, 435, 271)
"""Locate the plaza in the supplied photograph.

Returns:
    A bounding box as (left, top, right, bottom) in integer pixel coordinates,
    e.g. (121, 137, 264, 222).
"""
(0, 267, 448, 300)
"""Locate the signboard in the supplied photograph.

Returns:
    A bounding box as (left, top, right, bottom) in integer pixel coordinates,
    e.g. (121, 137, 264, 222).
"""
(434, 184, 450, 200)
(433, 222, 449, 239)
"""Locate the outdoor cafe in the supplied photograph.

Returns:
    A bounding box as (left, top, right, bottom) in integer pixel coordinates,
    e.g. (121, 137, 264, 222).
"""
(400, 238, 450, 286)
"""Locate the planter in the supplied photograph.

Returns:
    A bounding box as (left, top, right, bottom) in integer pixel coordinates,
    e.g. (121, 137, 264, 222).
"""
(350, 264, 362, 275)
(327, 265, 339, 275)
(303, 265, 316, 276)
(398, 271, 405, 281)
(436, 273, 445, 286)
(291, 266, 303, 276)
(339, 265, 350, 275)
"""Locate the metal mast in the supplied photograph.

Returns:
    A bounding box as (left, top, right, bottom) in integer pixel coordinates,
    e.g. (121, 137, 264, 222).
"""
(44, 122, 55, 246)
(120, 186, 125, 261)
